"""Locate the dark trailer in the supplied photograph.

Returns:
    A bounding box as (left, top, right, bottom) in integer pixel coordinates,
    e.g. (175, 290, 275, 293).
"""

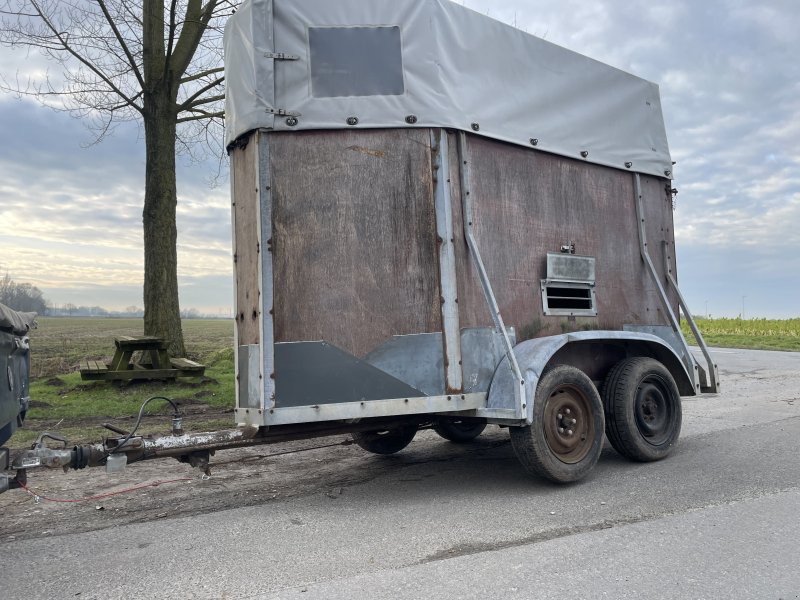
(224, 0, 717, 482)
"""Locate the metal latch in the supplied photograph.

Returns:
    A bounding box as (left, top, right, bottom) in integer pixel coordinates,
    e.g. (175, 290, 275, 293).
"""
(263, 52, 299, 60)
(265, 107, 301, 117)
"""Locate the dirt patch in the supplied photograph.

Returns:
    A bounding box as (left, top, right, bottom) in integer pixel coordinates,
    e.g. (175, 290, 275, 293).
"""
(27, 401, 52, 409)
(44, 378, 65, 387)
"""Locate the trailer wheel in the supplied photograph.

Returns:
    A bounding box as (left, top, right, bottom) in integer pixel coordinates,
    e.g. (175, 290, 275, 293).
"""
(351, 425, 417, 455)
(433, 419, 487, 443)
(510, 365, 604, 483)
(602, 357, 682, 462)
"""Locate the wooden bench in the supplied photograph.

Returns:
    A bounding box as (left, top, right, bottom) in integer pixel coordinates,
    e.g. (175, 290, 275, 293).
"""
(79, 336, 205, 382)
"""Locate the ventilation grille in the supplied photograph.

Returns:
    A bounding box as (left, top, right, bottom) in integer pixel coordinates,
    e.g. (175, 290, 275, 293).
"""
(541, 281, 597, 316)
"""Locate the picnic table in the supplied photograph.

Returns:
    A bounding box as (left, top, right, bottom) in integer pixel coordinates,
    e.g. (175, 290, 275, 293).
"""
(79, 335, 205, 382)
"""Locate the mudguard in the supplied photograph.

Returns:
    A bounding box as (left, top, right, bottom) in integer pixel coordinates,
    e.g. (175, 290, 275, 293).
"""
(488, 331, 696, 425)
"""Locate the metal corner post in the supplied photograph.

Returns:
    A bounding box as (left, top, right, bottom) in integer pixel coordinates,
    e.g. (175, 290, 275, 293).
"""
(259, 132, 276, 413)
(431, 129, 463, 392)
(456, 132, 527, 420)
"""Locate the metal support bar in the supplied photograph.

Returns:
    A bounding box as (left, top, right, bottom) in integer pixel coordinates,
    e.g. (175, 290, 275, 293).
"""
(632, 174, 699, 391)
(662, 241, 719, 392)
(431, 130, 463, 392)
(457, 132, 527, 420)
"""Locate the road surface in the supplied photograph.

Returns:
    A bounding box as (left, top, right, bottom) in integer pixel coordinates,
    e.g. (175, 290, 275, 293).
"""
(2, 347, 799, 599)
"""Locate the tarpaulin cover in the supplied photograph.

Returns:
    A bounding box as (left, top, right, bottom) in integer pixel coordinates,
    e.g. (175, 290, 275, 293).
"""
(0, 303, 36, 336)
(224, 0, 673, 177)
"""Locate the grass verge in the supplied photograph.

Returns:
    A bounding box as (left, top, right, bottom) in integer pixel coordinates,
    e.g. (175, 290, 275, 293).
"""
(10, 317, 235, 447)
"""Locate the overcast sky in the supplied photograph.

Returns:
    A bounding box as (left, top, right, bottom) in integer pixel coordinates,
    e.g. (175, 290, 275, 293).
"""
(1, 0, 798, 318)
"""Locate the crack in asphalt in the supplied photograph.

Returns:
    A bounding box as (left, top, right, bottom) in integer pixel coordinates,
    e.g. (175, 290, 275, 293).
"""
(417, 486, 800, 565)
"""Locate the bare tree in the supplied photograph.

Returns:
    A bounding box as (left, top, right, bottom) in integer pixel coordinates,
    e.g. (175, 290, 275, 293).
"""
(0, 272, 48, 313)
(0, 0, 237, 355)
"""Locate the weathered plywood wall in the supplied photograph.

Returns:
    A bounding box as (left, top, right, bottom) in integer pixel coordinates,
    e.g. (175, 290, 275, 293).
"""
(450, 132, 678, 341)
(232, 128, 678, 359)
(269, 129, 441, 357)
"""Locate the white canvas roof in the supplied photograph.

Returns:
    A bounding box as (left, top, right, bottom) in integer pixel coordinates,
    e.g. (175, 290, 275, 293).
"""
(225, 0, 673, 177)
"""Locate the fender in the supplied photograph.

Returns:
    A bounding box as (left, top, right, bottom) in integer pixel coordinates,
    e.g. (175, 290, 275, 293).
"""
(487, 331, 697, 425)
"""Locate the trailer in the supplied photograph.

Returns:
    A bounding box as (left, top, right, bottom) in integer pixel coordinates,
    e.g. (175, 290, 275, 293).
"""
(222, 0, 718, 483)
(1, 0, 718, 489)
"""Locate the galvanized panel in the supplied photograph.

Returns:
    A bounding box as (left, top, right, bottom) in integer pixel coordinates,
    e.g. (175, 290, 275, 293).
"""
(364, 333, 444, 397)
(546, 253, 596, 282)
(236, 344, 262, 410)
(364, 327, 516, 396)
(460, 327, 516, 393)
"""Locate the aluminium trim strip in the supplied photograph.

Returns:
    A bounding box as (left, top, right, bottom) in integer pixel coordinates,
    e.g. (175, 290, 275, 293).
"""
(431, 129, 463, 392)
(237, 393, 487, 426)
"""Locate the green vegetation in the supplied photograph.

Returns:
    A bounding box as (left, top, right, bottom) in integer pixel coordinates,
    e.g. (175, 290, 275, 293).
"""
(11, 317, 235, 446)
(682, 317, 800, 352)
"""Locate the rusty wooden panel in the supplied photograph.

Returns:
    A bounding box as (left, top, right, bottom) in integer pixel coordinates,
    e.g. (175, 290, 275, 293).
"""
(453, 134, 678, 342)
(269, 129, 441, 357)
(230, 134, 261, 346)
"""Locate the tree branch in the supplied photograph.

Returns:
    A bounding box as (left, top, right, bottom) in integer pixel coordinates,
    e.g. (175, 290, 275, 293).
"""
(26, 0, 142, 113)
(180, 66, 224, 84)
(170, 0, 218, 80)
(96, 0, 145, 89)
(178, 77, 224, 110)
(177, 110, 224, 123)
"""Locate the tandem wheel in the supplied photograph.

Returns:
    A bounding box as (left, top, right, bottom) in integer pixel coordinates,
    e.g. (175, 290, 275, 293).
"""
(510, 365, 605, 484)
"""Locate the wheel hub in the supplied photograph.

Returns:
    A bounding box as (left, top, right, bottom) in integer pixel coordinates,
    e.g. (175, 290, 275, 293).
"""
(635, 379, 672, 445)
(543, 386, 595, 464)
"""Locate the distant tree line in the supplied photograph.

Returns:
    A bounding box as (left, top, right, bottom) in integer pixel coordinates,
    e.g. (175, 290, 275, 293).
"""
(0, 273, 47, 314)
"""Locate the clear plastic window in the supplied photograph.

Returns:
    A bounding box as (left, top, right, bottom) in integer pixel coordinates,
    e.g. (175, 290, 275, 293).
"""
(309, 26, 404, 98)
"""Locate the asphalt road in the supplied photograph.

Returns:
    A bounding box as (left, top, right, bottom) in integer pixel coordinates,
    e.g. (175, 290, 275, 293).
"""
(3, 347, 800, 599)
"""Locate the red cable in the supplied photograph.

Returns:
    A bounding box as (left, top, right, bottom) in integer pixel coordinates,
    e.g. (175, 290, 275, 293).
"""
(18, 477, 193, 503)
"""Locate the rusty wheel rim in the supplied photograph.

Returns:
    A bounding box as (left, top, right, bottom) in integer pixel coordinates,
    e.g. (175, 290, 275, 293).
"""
(543, 384, 595, 464)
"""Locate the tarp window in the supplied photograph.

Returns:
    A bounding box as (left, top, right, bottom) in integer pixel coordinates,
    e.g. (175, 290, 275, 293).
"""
(309, 26, 404, 98)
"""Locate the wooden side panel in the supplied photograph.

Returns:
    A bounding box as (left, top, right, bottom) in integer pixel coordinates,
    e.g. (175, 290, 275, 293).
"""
(452, 134, 678, 342)
(230, 136, 261, 346)
(269, 129, 441, 358)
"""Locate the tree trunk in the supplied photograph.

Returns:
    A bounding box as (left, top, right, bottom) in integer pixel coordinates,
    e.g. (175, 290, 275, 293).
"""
(142, 97, 186, 357)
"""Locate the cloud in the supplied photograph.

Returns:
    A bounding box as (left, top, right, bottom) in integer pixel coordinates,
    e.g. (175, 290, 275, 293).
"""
(0, 98, 232, 311)
(2, 0, 799, 317)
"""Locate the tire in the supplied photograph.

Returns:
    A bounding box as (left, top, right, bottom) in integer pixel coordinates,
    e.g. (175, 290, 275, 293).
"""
(351, 425, 417, 455)
(433, 419, 487, 443)
(510, 365, 604, 483)
(602, 357, 682, 462)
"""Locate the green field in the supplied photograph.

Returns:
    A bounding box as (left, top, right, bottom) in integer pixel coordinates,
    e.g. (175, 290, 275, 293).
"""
(10, 317, 236, 446)
(681, 317, 800, 352)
